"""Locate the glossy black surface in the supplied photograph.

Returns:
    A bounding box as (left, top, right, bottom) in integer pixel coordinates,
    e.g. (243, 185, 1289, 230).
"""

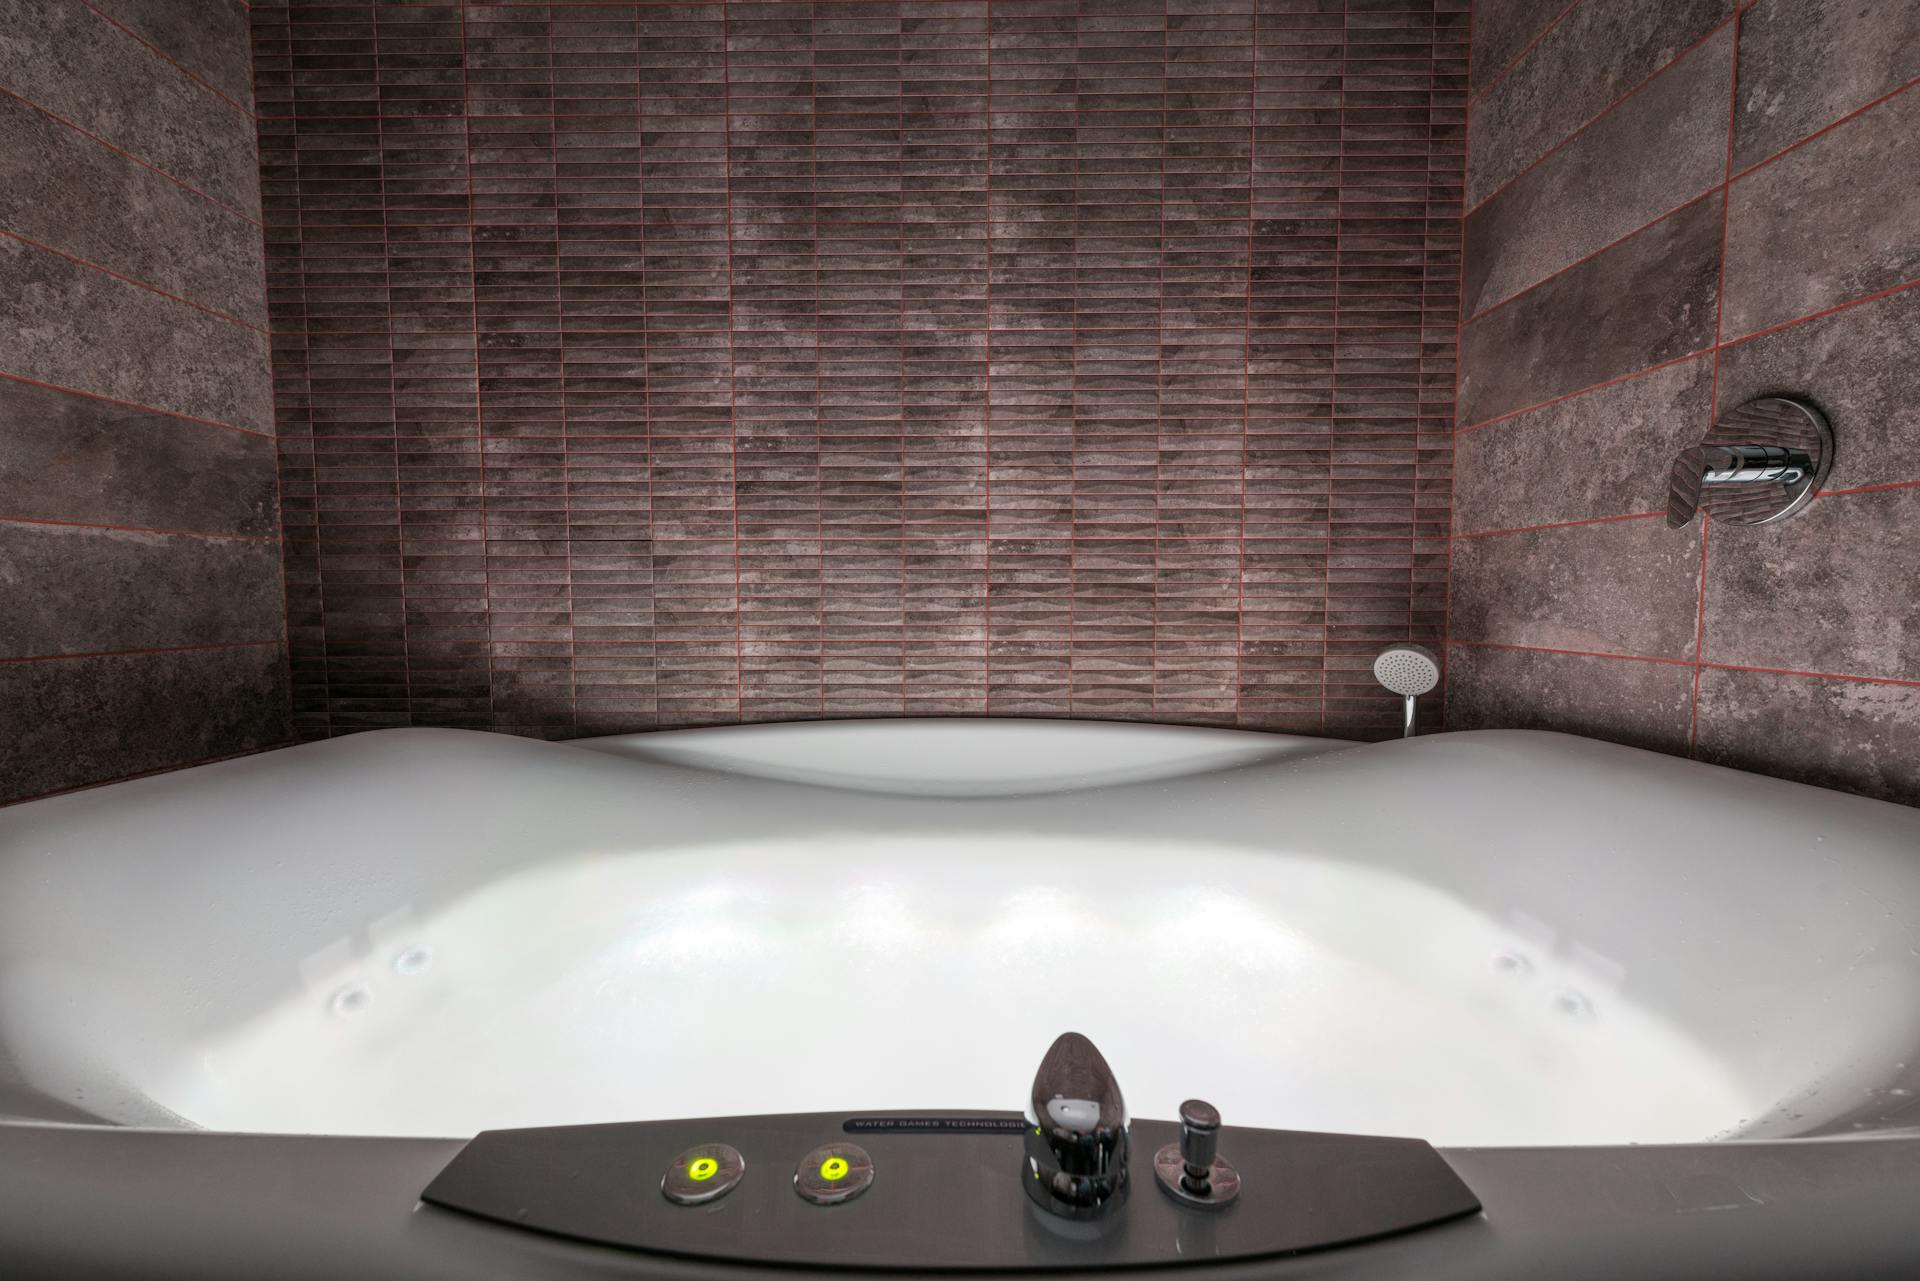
(1024, 1033, 1130, 1220)
(420, 1109, 1481, 1270)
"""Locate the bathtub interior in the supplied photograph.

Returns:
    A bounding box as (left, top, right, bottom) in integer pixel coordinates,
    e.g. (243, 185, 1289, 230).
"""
(2, 722, 1919, 1149)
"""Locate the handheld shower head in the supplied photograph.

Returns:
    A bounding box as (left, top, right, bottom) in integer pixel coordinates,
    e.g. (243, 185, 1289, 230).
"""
(1373, 644, 1439, 737)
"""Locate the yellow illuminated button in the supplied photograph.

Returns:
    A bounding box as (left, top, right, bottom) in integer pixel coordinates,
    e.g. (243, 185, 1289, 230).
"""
(662, 1144, 745, 1206)
(795, 1143, 873, 1205)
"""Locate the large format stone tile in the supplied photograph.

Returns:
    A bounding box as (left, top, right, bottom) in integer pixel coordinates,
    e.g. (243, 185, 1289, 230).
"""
(0, 237, 271, 431)
(1721, 85, 1920, 340)
(0, 377, 277, 535)
(1468, 0, 1734, 205)
(1450, 515, 1704, 659)
(1445, 642, 1694, 755)
(1695, 666, 1920, 807)
(0, 92, 264, 324)
(0, 644, 289, 804)
(0, 0, 260, 218)
(0, 522, 283, 658)
(1732, 0, 1920, 171)
(1469, 0, 1575, 91)
(1714, 283, 1920, 494)
(1703, 485, 1920, 683)
(81, 0, 254, 109)
(1463, 28, 1733, 317)
(1453, 355, 1714, 535)
(1458, 196, 1722, 427)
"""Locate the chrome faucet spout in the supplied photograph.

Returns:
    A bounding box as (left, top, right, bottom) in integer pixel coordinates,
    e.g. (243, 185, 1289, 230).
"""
(1023, 1032, 1130, 1219)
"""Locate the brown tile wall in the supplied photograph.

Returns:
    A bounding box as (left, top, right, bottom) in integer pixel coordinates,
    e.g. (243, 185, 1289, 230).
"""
(0, 0, 288, 804)
(1448, 0, 1920, 806)
(251, 1, 1468, 740)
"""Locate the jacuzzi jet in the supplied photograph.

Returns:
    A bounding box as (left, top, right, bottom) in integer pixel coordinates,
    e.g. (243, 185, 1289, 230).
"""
(1550, 990, 1595, 1021)
(329, 985, 373, 1018)
(1372, 644, 1440, 738)
(1491, 951, 1533, 977)
(392, 946, 433, 977)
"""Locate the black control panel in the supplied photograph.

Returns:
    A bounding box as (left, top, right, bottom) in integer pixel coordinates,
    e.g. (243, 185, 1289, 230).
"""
(420, 1109, 1480, 1269)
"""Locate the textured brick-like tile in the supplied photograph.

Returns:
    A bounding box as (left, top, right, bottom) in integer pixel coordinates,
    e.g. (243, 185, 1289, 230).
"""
(256, 0, 1465, 739)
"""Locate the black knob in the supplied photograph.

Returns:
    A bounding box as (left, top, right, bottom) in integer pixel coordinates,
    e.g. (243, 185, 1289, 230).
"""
(1178, 1100, 1219, 1193)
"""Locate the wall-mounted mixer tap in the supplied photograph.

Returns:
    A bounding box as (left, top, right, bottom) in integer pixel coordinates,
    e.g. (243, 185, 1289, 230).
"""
(1665, 395, 1833, 528)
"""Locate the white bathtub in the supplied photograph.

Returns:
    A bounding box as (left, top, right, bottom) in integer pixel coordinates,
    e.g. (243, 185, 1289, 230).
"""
(3, 719, 1919, 1149)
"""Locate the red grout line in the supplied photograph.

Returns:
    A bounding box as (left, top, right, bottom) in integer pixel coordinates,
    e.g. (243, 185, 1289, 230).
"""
(1702, 661, 1920, 692)
(0, 370, 271, 439)
(1690, 514, 1710, 750)
(1236, 0, 1253, 728)
(0, 639, 283, 667)
(376, 6, 414, 732)
(247, 8, 301, 748)
(1464, 0, 1587, 111)
(1449, 639, 1920, 693)
(983, 0, 995, 716)
(0, 86, 262, 227)
(1323, 0, 1347, 733)
(1452, 511, 1662, 541)
(1455, 350, 1710, 436)
(1818, 478, 1920, 499)
(722, 4, 743, 723)
(899, 40, 909, 720)
(0, 514, 276, 543)
(1446, 639, 1696, 668)
(1437, 0, 1472, 731)
(457, 7, 495, 735)
(1719, 272, 1920, 350)
(1464, 11, 1739, 219)
(0, 230, 266, 334)
(1692, 8, 1743, 757)
(1152, 5, 1166, 720)
(75, 0, 256, 118)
